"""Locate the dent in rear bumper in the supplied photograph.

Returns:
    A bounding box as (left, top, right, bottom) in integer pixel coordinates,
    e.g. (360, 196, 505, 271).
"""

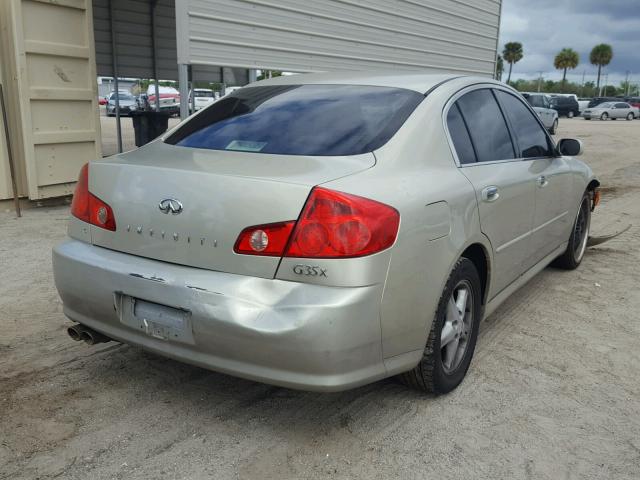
(53, 239, 388, 391)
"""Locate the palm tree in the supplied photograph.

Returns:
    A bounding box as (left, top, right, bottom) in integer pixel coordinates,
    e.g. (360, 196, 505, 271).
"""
(590, 44, 613, 90)
(554, 48, 580, 91)
(502, 42, 523, 84)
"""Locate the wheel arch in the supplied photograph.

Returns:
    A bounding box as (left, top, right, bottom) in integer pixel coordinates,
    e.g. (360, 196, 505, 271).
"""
(460, 242, 491, 307)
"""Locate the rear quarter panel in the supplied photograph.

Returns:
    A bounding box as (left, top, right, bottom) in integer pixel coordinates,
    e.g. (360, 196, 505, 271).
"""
(321, 89, 491, 362)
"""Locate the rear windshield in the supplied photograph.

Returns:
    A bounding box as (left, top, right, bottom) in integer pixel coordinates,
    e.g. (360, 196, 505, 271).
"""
(165, 84, 424, 156)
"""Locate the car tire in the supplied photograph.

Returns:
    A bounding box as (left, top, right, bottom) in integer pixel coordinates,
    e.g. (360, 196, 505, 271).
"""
(627, 113, 634, 121)
(568, 111, 574, 118)
(553, 192, 591, 270)
(549, 118, 558, 135)
(600, 112, 608, 120)
(399, 257, 482, 394)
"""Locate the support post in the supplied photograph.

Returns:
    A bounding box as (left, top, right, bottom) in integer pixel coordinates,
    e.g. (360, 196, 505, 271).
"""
(109, 0, 122, 153)
(0, 83, 21, 217)
(179, 63, 189, 119)
(248, 69, 257, 83)
(150, 0, 160, 111)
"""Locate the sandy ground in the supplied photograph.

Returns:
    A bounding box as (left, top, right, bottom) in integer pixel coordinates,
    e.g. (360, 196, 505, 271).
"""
(1, 119, 639, 479)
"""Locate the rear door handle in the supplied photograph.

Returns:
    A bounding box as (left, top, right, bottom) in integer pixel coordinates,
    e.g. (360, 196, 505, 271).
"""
(481, 186, 499, 202)
(537, 175, 549, 187)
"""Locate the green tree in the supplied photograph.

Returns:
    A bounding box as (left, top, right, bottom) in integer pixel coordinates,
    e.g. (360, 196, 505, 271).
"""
(257, 70, 283, 81)
(553, 48, 579, 91)
(589, 44, 613, 90)
(502, 42, 524, 84)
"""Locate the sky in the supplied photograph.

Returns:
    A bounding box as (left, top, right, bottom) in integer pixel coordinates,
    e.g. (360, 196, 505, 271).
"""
(498, 0, 640, 86)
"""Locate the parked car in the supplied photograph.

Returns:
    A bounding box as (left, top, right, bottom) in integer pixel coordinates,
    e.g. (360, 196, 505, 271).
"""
(522, 93, 559, 133)
(147, 85, 180, 116)
(624, 97, 640, 110)
(582, 102, 637, 120)
(189, 88, 216, 112)
(587, 97, 618, 108)
(54, 73, 599, 394)
(549, 96, 580, 118)
(106, 91, 137, 116)
(577, 98, 591, 113)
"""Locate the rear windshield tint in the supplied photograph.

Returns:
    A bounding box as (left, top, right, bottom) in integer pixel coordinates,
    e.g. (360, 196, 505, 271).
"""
(165, 84, 424, 156)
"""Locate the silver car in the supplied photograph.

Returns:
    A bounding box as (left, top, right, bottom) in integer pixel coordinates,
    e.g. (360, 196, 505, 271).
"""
(582, 101, 638, 120)
(522, 93, 559, 134)
(53, 73, 599, 393)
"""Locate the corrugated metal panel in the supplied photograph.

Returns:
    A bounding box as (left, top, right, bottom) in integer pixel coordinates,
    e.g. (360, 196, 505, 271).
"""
(93, 0, 248, 84)
(0, 0, 102, 200)
(178, 0, 501, 76)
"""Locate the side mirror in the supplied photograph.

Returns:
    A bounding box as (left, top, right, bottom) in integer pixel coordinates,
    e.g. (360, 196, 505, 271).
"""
(558, 138, 583, 156)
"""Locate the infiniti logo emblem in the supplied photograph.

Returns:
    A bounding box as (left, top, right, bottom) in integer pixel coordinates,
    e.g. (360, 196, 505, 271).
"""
(158, 198, 183, 215)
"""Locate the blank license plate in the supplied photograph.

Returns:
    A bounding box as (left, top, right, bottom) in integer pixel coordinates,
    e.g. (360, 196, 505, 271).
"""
(119, 296, 194, 344)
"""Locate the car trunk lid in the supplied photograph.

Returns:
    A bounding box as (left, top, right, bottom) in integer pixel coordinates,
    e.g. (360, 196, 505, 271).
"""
(88, 141, 374, 278)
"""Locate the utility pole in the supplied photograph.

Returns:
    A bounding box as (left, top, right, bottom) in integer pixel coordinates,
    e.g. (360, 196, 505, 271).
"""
(625, 71, 630, 96)
(537, 71, 543, 92)
(580, 70, 585, 97)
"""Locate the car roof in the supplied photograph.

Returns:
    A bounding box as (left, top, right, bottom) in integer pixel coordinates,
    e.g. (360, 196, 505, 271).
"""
(249, 71, 492, 94)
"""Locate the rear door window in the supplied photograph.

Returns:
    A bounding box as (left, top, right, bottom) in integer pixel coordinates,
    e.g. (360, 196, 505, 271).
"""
(165, 84, 424, 156)
(495, 90, 553, 158)
(446, 103, 476, 164)
(456, 89, 515, 162)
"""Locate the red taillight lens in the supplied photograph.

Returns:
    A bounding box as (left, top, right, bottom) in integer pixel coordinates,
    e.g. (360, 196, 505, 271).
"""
(285, 187, 399, 258)
(70, 163, 116, 231)
(70, 163, 90, 222)
(234, 221, 295, 256)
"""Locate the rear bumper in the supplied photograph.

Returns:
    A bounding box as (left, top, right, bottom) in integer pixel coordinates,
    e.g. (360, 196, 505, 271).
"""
(52, 239, 387, 391)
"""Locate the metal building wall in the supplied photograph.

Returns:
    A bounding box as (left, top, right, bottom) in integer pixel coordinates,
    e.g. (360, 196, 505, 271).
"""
(93, 0, 249, 84)
(177, 0, 502, 76)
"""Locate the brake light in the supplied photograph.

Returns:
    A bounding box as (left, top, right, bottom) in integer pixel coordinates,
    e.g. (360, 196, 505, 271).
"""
(70, 163, 117, 231)
(285, 187, 399, 258)
(234, 221, 295, 256)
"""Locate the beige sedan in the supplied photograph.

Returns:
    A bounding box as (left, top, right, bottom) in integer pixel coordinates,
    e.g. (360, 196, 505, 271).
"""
(582, 101, 638, 120)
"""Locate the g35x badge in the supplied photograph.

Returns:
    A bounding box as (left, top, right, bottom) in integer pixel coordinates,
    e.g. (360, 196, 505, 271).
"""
(293, 264, 327, 277)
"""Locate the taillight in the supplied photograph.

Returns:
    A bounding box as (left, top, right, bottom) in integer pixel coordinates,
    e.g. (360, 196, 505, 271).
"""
(234, 221, 295, 256)
(70, 163, 117, 231)
(285, 187, 399, 258)
(233, 188, 399, 258)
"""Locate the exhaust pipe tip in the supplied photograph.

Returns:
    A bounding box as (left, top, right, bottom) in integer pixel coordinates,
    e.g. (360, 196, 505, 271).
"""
(67, 325, 83, 341)
(80, 330, 93, 344)
(67, 323, 112, 345)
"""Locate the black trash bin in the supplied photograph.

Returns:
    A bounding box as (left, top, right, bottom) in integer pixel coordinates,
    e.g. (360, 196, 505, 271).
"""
(131, 111, 171, 147)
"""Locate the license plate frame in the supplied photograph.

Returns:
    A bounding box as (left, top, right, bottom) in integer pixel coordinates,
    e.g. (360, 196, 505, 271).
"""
(118, 295, 194, 344)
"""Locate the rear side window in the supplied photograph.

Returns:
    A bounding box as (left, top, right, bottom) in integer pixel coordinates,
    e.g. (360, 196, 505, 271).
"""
(616, 103, 629, 108)
(495, 90, 553, 158)
(455, 89, 515, 162)
(166, 84, 424, 156)
(446, 104, 476, 164)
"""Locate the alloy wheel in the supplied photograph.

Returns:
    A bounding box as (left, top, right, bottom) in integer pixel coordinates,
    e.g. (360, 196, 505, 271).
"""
(573, 199, 590, 262)
(441, 280, 474, 374)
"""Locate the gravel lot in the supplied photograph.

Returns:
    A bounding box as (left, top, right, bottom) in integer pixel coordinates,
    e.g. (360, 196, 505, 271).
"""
(1, 119, 639, 479)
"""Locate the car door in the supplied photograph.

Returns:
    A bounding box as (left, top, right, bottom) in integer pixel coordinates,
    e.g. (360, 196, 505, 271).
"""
(494, 90, 574, 268)
(447, 88, 537, 296)
(615, 102, 630, 118)
(530, 95, 554, 128)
